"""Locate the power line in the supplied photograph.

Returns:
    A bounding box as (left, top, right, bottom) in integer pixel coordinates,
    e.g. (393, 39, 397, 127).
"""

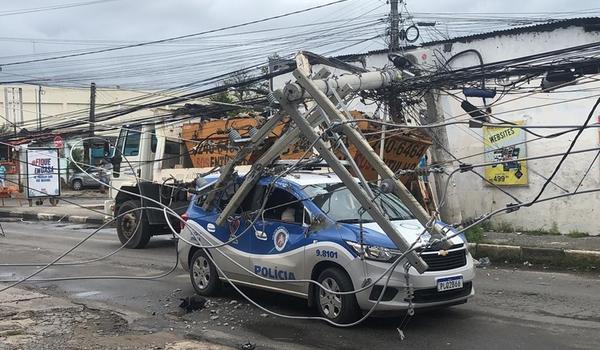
(0, 0, 351, 67)
(0, 0, 119, 17)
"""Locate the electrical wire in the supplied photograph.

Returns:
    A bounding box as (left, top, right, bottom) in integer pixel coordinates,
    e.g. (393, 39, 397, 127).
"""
(0, 0, 352, 67)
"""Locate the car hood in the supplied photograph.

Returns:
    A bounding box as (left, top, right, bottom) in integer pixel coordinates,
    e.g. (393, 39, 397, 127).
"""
(340, 219, 465, 249)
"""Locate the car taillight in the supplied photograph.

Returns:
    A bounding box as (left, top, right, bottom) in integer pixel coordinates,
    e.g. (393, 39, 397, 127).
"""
(180, 212, 189, 231)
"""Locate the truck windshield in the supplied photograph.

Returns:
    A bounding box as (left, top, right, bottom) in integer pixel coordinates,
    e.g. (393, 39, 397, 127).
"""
(302, 183, 415, 223)
(123, 129, 141, 156)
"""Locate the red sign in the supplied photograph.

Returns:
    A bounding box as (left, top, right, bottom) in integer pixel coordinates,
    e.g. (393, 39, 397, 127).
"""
(53, 136, 64, 149)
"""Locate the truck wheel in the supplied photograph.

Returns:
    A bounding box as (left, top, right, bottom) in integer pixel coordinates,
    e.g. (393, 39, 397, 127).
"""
(116, 200, 151, 249)
(72, 180, 83, 191)
(316, 267, 360, 325)
(190, 249, 221, 296)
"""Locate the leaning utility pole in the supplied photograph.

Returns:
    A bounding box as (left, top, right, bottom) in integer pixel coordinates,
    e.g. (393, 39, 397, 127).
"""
(208, 64, 456, 274)
(389, 0, 400, 51)
(84, 82, 96, 164)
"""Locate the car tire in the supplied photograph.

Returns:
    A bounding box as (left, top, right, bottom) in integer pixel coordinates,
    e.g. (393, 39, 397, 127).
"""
(316, 267, 360, 325)
(189, 249, 221, 296)
(116, 200, 151, 249)
(71, 179, 83, 191)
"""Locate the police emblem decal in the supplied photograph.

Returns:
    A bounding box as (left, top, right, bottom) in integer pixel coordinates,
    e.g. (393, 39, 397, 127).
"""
(273, 226, 289, 252)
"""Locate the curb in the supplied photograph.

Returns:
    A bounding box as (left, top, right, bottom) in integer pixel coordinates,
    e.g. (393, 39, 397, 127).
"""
(0, 209, 108, 226)
(470, 243, 600, 269)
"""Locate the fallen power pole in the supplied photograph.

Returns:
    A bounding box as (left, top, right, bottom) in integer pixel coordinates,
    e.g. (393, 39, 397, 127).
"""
(205, 62, 454, 274)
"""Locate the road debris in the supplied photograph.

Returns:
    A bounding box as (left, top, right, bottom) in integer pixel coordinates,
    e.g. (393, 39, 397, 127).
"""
(240, 342, 256, 350)
(397, 328, 406, 341)
(178, 295, 207, 313)
(476, 257, 491, 268)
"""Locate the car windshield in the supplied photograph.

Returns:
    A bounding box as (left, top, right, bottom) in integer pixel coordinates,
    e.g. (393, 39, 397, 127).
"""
(302, 183, 415, 223)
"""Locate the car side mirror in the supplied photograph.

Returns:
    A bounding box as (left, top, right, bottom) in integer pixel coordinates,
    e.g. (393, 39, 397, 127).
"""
(304, 211, 326, 236)
(111, 155, 122, 178)
(303, 209, 312, 233)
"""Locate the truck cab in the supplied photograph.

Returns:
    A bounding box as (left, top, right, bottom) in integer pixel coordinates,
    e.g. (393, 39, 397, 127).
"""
(105, 120, 199, 248)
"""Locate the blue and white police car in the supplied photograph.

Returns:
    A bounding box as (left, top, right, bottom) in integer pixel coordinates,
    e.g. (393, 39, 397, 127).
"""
(178, 171, 475, 324)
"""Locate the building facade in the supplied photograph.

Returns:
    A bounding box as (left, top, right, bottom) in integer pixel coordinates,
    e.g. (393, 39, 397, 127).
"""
(273, 18, 600, 235)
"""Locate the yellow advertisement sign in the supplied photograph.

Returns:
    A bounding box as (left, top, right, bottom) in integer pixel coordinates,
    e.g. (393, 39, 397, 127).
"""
(483, 121, 528, 186)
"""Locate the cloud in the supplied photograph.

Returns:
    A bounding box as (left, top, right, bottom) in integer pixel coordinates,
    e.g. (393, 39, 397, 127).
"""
(0, 0, 598, 87)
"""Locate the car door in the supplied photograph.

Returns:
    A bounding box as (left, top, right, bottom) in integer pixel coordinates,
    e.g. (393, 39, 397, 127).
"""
(250, 183, 310, 295)
(86, 171, 100, 186)
(197, 182, 254, 283)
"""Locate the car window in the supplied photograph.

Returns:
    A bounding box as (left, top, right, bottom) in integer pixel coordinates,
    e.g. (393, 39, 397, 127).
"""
(261, 187, 304, 224)
(303, 183, 414, 222)
(217, 183, 237, 211)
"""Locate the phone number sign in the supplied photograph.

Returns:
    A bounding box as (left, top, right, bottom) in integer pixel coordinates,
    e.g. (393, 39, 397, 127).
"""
(483, 121, 528, 186)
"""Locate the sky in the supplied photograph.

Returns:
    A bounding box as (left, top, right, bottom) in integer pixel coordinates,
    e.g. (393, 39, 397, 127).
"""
(0, 0, 598, 88)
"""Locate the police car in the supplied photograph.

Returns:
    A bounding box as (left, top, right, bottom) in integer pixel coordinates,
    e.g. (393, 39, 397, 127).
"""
(178, 172, 475, 323)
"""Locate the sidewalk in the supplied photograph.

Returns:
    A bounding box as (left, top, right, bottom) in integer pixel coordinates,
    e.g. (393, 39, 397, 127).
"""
(471, 231, 600, 269)
(0, 193, 108, 225)
(0, 287, 232, 349)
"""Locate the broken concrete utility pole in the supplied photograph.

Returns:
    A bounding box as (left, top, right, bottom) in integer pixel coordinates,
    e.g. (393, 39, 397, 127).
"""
(208, 64, 454, 274)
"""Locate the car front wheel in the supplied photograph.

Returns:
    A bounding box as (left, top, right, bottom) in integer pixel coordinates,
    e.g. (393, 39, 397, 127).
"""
(190, 249, 221, 296)
(71, 179, 83, 191)
(316, 267, 360, 325)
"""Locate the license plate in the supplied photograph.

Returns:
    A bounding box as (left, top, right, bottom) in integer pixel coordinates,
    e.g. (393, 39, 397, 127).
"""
(436, 276, 463, 292)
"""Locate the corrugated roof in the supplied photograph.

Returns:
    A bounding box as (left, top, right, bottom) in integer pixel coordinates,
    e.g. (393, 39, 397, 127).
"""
(337, 17, 600, 60)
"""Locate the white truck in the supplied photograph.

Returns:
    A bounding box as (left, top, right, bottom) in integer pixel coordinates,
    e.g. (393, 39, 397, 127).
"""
(105, 118, 210, 249)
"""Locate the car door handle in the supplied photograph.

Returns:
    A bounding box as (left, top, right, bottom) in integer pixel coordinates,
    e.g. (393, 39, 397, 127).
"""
(253, 224, 268, 241)
(255, 230, 268, 241)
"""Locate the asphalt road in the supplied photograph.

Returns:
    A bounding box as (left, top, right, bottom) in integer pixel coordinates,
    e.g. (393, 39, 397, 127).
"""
(1, 220, 599, 349)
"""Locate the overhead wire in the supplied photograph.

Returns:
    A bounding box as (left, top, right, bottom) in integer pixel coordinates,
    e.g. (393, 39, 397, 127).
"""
(0, 0, 353, 67)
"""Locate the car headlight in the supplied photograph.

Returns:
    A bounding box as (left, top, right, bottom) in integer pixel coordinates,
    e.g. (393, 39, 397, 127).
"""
(346, 241, 401, 263)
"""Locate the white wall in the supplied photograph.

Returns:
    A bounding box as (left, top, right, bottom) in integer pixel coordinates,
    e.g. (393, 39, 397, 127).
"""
(0, 85, 181, 137)
(427, 26, 600, 235)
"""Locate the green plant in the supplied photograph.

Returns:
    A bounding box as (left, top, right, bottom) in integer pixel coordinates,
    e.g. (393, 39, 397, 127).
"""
(68, 147, 85, 171)
(567, 230, 589, 238)
(0, 123, 11, 135)
(464, 224, 484, 243)
(209, 91, 245, 117)
(481, 221, 493, 232)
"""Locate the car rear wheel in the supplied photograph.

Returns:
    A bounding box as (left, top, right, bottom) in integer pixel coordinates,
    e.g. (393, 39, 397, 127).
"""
(190, 249, 221, 296)
(316, 267, 360, 325)
(71, 179, 83, 191)
(116, 200, 151, 249)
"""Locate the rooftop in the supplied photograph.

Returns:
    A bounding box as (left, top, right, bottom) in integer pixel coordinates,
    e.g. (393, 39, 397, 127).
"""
(337, 17, 600, 60)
